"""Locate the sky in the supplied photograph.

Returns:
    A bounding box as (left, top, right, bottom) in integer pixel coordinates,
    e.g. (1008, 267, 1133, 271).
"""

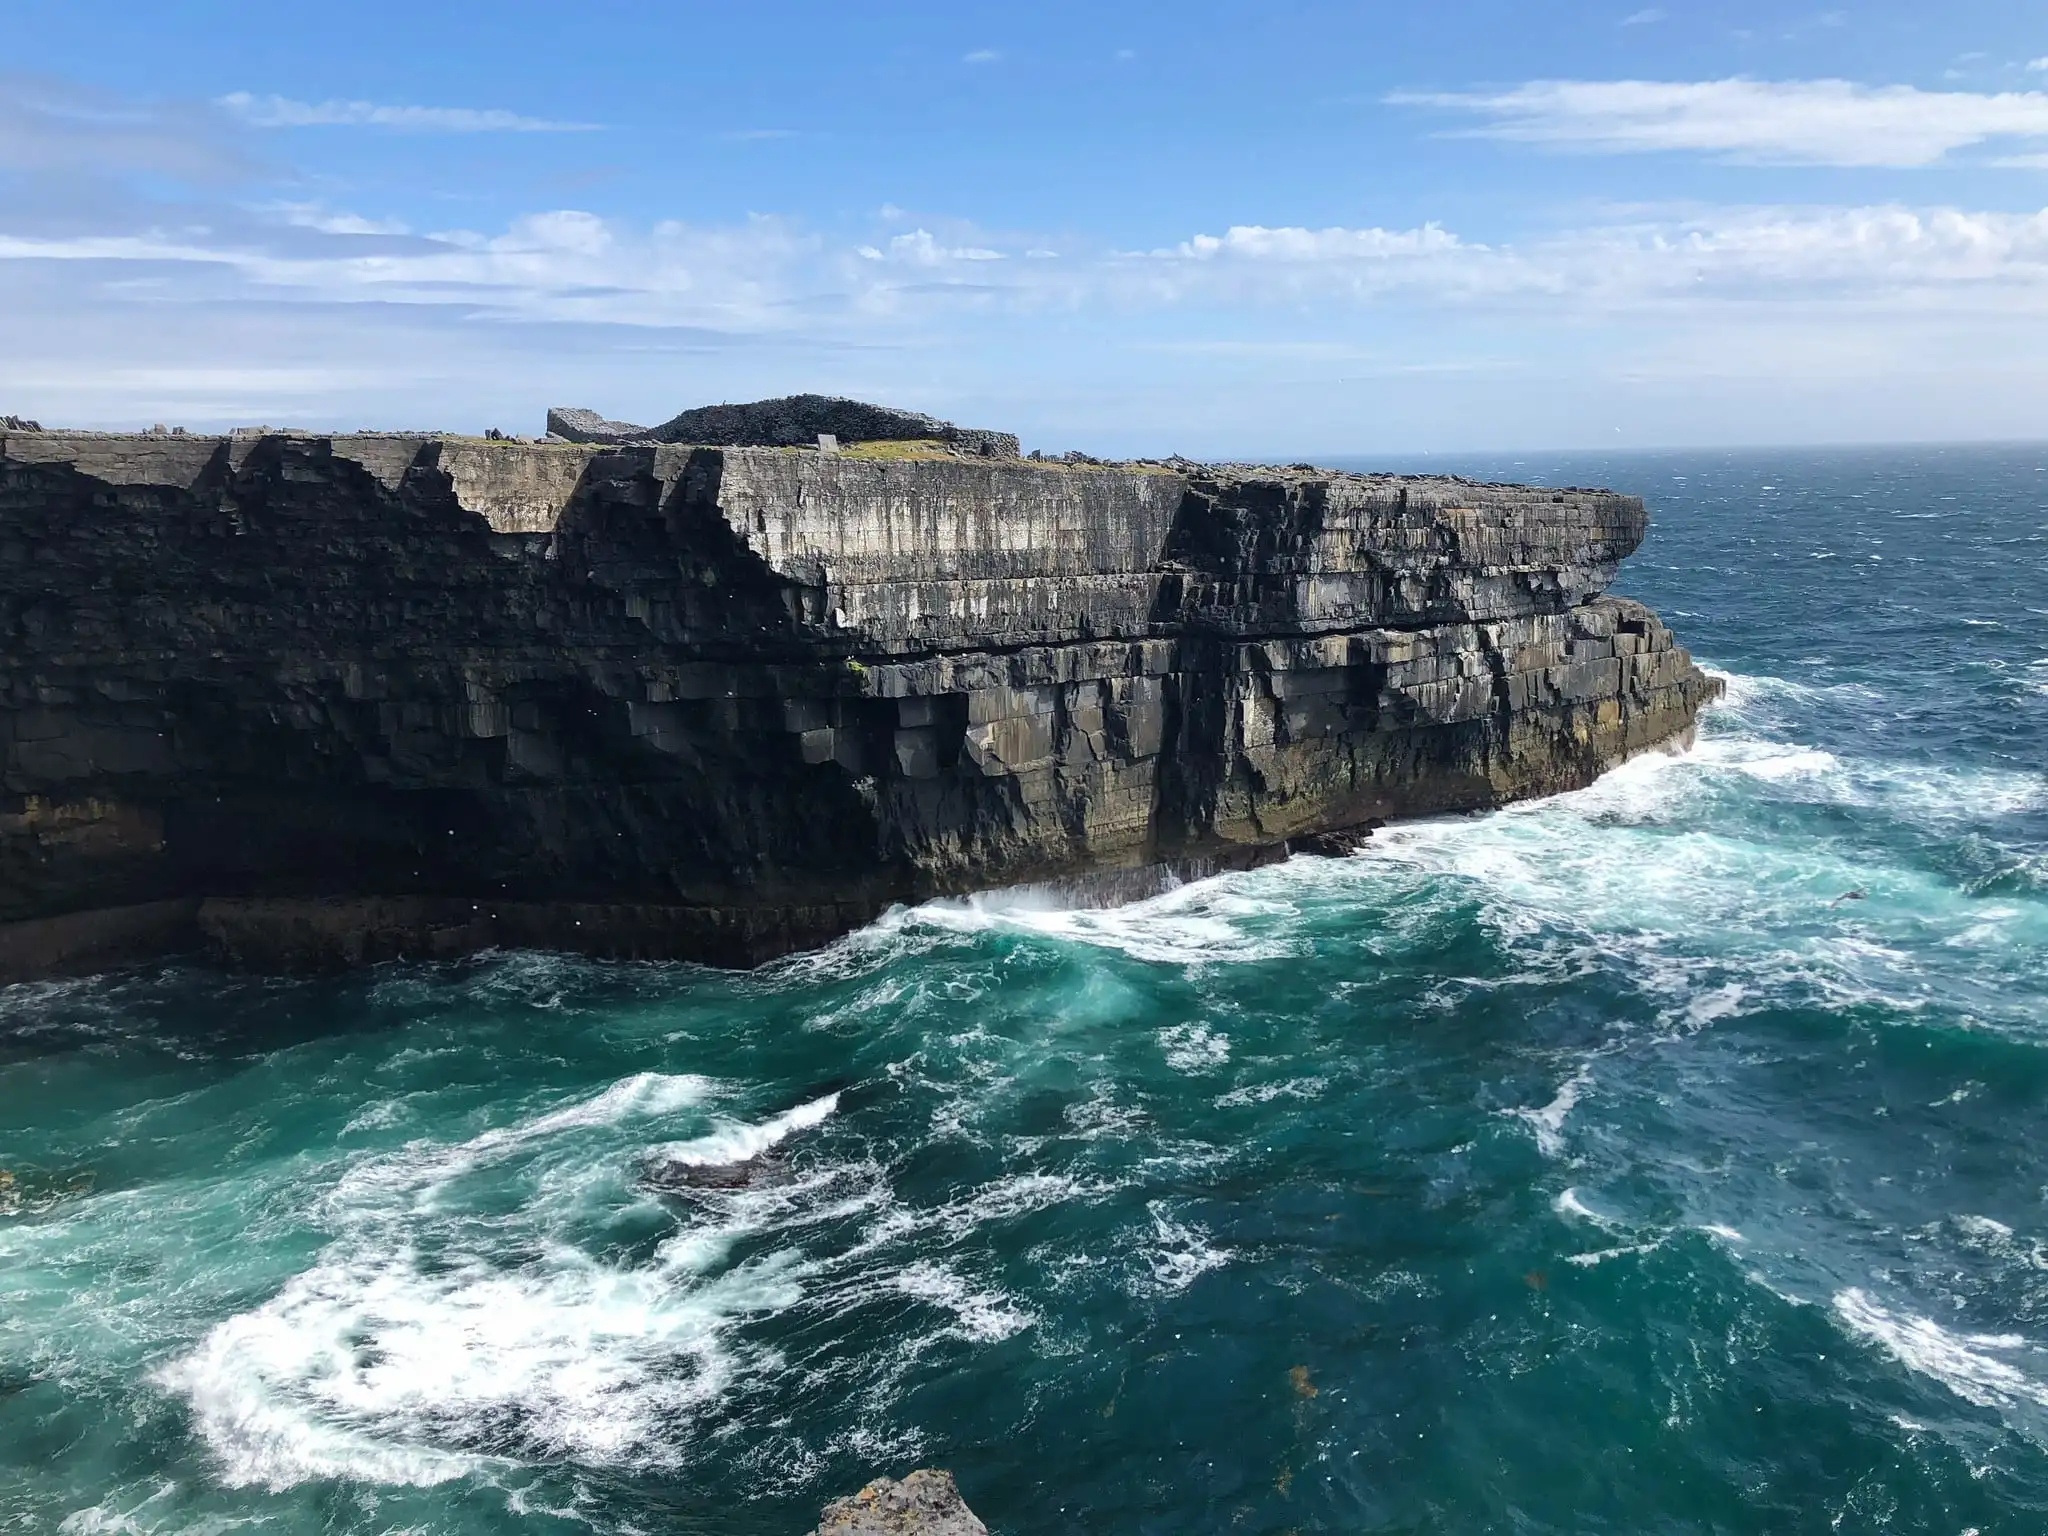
(5, 0, 2048, 455)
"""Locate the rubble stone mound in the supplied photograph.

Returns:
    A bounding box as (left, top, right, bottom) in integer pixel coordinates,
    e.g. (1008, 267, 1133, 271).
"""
(547, 395, 1019, 457)
(544, 407, 650, 444)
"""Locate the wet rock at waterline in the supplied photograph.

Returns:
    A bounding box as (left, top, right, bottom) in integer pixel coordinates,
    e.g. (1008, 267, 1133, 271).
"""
(811, 1469, 989, 1536)
(641, 1150, 789, 1193)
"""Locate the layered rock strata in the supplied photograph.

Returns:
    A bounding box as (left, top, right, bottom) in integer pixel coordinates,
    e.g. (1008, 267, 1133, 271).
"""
(0, 427, 1718, 979)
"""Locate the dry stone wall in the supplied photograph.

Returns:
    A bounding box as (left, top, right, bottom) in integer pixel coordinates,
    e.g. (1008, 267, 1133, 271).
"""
(0, 428, 1719, 978)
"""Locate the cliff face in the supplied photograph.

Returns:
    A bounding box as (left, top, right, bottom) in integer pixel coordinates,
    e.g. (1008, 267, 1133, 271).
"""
(0, 429, 1719, 979)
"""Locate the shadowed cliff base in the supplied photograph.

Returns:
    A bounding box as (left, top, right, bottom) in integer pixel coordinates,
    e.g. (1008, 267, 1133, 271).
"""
(0, 407, 1719, 981)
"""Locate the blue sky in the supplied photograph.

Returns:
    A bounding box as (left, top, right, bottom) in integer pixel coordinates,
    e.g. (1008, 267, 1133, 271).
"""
(6, 0, 2048, 453)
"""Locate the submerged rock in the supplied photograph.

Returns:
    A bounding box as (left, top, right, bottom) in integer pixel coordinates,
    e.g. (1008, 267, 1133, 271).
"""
(640, 1150, 789, 1193)
(0, 1167, 95, 1216)
(811, 1469, 988, 1536)
(0, 422, 1718, 979)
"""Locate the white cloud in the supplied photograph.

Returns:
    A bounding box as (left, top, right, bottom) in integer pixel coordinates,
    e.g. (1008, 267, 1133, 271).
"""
(1163, 223, 1465, 261)
(963, 49, 1001, 65)
(1393, 77, 2048, 167)
(11, 70, 2048, 447)
(857, 228, 1005, 264)
(271, 202, 409, 236)
(1586, 204, 2048, 292)
(11, 194, 2048, 338)
(2030, 58, 2048, 72)
(216, 91, 597, 132)
(1620, 9, 1665, 25)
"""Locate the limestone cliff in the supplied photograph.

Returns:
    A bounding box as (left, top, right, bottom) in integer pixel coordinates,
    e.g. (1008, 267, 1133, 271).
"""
(0, 427, 1719, 979)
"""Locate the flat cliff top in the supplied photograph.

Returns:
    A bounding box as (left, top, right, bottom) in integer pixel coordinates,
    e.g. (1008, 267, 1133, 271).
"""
(0, 427, 1618, 498)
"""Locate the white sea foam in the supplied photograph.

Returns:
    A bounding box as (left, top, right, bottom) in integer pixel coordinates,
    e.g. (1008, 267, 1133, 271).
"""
(893, 1261, 1036, 1341)
(1833, 1288, 2048, 1413)
(1566, 1240, 1665, 1267)
(1135, 1203, 1232, 1295)
(1731, 746, 1838, 782)
(1553, 1187, 1623, 1229)
(1954, 1215, 2016, 1242)
(1157, 1022, 1231, 1073)
(54, 1484, 182, 1536)
(1711, 671, 1883, 713)
(1344, 692, 2048, 1041)
(154, 1070, 852, 1490)
(512, 1071, 718, 1141)
(649, 1092, 840, 1169)
(1214, 1076, 1327, 1108)
(328, 1071, 717, 1213)
(156, 1230, 809, 1488)
(889, 877, 1300, 966)
(1511, 1069, 1592, 1159)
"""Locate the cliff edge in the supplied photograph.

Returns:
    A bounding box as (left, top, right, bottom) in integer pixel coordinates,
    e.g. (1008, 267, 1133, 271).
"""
(0, 419, 1719, 979)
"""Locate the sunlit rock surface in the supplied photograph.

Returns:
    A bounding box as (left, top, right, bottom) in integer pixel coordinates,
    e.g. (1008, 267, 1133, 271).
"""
(0, 424, 1718, 978)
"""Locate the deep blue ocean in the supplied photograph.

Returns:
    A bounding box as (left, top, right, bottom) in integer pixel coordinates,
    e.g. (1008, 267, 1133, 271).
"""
(4, 444, 2046, 1534)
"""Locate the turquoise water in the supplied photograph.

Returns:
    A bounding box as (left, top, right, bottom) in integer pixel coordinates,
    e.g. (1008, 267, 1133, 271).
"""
(5, 444, 2047, 1534)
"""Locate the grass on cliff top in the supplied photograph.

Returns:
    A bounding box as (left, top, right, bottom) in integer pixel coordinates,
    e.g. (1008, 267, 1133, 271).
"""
(838, 438, 952, 460)
(836, 439, 1175, 473)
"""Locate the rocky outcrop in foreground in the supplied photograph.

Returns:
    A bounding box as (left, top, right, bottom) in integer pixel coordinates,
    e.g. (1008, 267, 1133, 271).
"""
(810, 1469, 988, 1535)
(0, 414, 1718, 979)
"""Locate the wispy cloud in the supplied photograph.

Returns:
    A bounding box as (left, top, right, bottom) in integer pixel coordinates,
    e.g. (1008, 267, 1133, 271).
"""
(217, 92, 598, 132)
(13, 74, 2048, 443)
(1393, 77, 2048, 167)
(12, 188, 2048, 333)
(270, 202, 409, 236)
(1620, 9, 1665, 25)
(13, 193, 2048, 443)
(2030, 58, 2048, 73)
(1, 73, 251, 183)
(963, 49, 1001, 65)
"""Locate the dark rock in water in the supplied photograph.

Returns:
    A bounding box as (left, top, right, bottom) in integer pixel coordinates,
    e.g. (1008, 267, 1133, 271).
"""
(641, 1150, 788, 1193)
(0, 1166, 95, 1215)
(0, 423, 1719, 979)
(811, 1469, 988, 1536)
(1287, 820, 1383, 858)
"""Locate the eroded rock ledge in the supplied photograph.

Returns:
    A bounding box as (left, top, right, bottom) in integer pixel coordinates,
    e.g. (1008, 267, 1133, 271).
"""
(0, 422, 1719, 980)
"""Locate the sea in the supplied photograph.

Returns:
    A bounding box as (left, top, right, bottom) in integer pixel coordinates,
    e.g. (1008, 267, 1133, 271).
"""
(3, 443, 2046, 1535)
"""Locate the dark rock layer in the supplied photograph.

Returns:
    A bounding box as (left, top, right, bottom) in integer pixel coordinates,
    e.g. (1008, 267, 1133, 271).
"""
(0, 428, 1719, 980)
